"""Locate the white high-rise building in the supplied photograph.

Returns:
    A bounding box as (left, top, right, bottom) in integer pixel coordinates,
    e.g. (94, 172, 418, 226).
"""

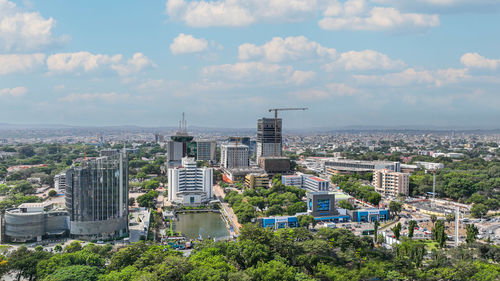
(221, 143, 249, 169)
(168, 157, 213, 206)
(372, 169, 410, 197)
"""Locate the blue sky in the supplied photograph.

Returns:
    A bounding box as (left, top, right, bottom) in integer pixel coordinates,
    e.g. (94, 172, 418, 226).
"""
(0, 0, 499, 129)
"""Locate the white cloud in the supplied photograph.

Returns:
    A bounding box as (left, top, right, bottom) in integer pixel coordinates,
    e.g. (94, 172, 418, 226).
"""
(460, 53, 500, 70)
(289, 83, 361, 100)
(58, 92, 130, 103)
(165, 0, 323, 27)
(0, 53, 45, 75)
(289, 70, 316, 85)
(170, 33, 208, 54)
(238, 36, 337, 62)
(0, 86, 27, 98)
(202, 62, 294, 82)
(327, 49, 405, 71)
(47, 52, 122, 73)
(47, 52, 154, 75)
(110, 53, 156, 76)
(319, 0, 440, 31)
(354, 67, 468, 87)
(0, 0, 66, 51)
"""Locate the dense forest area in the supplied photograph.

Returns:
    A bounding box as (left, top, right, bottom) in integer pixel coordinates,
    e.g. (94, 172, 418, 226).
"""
(1, 224, 498, 281)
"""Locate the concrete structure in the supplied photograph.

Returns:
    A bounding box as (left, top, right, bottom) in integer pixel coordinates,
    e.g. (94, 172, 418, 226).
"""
(221, 143, 249, 169)
(282, 174, 329, 192)
(372, 169, 410, 197)
(196, 140, 216, 162)
(258, 157, 291, 175)
(65, 151, 128, 240)
(100, 149, 120, 157)
(244, 173, 269, 189)
(222, 167, 265, 183)
(347, 208, 389, 222)
(307, 192, 338, 217)
(167, 114, 196, 168)
(54, 172, 66, 193)
(281, 174, 303, 188)
(324, 159, 400, 175)
(258, 216, 298, 229)
(3, 203, 69, 242)
(257, 117, 282, 158)
(168, 157, 213, 206)
(414, 161, 444, 170)
(330, 191, 355, 204)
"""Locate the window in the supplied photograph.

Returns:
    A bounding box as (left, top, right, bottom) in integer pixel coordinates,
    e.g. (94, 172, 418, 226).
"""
(190, 197, 194, 204)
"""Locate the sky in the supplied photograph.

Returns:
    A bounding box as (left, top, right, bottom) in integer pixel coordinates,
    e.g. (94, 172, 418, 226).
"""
(0, 0, 499, 129)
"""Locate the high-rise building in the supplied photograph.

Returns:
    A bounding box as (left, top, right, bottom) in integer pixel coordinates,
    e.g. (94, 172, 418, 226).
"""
(372, 169, 410, 197)
(167, 113, 195, 168)
(196, 140, 216, 162)
(257, 118, 282, 158)
(221, 143, 249, 169)
(168, 157, 213, 206)
(65, 151, 128, 240)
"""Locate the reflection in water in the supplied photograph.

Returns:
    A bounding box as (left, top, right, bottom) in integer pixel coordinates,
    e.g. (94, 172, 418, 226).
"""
(174, 212, 229, 239)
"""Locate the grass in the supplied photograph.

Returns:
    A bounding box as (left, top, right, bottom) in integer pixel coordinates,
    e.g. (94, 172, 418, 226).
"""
(421, 240, 439, 251)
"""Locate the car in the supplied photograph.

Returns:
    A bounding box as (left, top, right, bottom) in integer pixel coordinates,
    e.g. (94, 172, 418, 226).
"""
(96, 240, 105, 244)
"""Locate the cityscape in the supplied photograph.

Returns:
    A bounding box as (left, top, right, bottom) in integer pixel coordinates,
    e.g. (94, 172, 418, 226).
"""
(0, 1, 499, 281)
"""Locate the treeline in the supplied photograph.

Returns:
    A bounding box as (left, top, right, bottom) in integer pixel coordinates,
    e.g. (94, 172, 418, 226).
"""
(331, 174, 382, 206)
(2, 224, 499, 281)
(224, 183, 306, 223)
(410, 159, 500, 217)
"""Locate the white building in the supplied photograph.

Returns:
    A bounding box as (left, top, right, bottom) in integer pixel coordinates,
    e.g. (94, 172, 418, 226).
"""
(414, 161, 444, 170)
(221, 143, 249, 169)
(372, 169, 410, 197)
(54, 172, 66, 193)
(168, 157, 213, 206)
(281, 174, 330, 192)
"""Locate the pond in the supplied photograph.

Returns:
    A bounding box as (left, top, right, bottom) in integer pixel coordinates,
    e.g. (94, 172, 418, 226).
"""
(174, 212, 229, 239)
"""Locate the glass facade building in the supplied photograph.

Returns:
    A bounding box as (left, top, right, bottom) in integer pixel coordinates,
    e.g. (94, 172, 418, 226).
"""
(65, 151, 128, 239)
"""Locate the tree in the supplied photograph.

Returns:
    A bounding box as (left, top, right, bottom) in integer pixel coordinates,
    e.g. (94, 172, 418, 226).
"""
(54, 244, 63, 253)
(7, 245, 52, 281)
(128, 197, 136, 207)
(43, 265, 101, 281)
(408, 220, 418, 239)
(297, 215, 316, 229)
(446, 213, 455, 225)
(389, 201, 402, 217)
(431, 215, 437, 226)
(338, 200, 355, 210)
(48, 190, 57, 197)
(143, 180, 160, 191)
(392, 222, 402, 240)
(433, 220, 446, 248)
(64, 241, 82, 253)
(247, 260, 296, 281)
(136, 190, 159, 208)
(471, 203, 489, 218)
(373, 220, 379, 243)
(466, 224, 479, 244)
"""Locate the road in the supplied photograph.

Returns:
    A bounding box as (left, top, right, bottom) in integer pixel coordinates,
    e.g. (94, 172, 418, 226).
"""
(213, 184, 242, 233)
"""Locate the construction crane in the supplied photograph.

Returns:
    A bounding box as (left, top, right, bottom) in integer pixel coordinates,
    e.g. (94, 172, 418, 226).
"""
(268, 108, 308, 156)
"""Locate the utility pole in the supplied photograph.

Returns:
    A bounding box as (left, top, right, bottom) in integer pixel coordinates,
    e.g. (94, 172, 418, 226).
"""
(268, 108, 308, 156)
(455, 206, 459, 247)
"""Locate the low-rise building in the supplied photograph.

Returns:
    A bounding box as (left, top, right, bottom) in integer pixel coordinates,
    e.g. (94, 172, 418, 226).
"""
(3, 202, 69, 243)
(281, 174, 329, 192)
(245, 173, 269, 189)
(258, 157, 291, 175)
(347, 208, 389, 222)
(324, 159, 400, 175)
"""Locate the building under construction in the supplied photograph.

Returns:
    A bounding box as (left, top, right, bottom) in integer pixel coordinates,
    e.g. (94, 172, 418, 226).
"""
(65, 150, 129, 240)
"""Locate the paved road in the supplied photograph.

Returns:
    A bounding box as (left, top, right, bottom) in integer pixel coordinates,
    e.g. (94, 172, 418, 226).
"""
(213, 184, 241, 232)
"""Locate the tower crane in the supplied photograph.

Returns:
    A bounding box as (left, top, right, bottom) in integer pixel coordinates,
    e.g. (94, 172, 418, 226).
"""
(268, 107, 308, 156)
